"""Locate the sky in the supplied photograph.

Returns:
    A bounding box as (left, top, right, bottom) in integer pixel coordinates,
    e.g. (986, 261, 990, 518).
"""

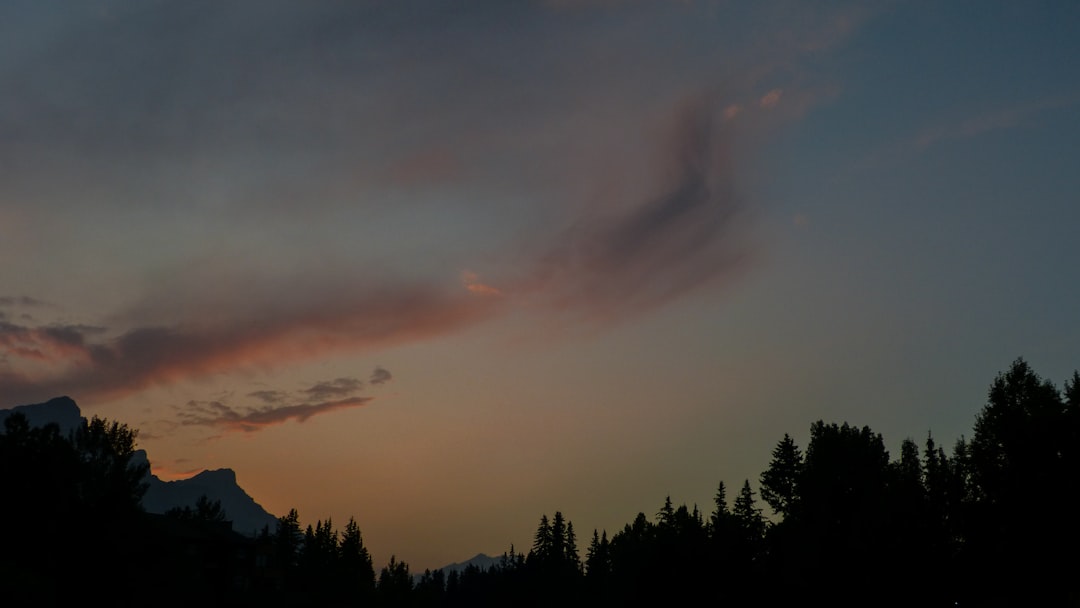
(2, 0, 1079, 572)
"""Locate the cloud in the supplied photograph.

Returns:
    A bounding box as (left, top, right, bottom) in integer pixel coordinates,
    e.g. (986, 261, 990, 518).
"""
(247, 390, 289, 404)
(759, 89, 783, 108)
(511, 95, 749, 326)
(0, 321, 100, 363)
(178, 395, 375, 433)
(0, 296, 47, 308)
(0, 93, 752, 405)
(303, 377, 366, 401)
(912, 95, 1080, 150)
(462, 271, 503, 297)
(168, 368, 387, 434)
(0, 277, 501, 405)
(369, 366, 393, 386)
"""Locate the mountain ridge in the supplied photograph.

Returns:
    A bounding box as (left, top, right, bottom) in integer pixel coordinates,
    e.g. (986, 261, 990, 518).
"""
(0, 396, 279, 536)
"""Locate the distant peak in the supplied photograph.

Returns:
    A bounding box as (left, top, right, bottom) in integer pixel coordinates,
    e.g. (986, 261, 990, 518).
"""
(193, 468, 238, 483)
(2, 396, 86, 434)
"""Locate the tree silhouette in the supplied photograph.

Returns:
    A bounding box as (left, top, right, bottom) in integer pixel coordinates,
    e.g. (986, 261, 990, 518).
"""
(5, 357, 1079, 606)
(963, 358, 1077, 606)
(759, 433, 803, 520)
(339, 516, 376, 604)
(377, 555, 412, 607)
(165, 494, 227, 523)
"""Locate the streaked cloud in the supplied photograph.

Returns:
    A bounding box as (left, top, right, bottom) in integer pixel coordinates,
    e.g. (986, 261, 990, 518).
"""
(913, 95, 1080, 150)
(462, 271, 504, 297)
(175, 368, 387, 433)
(511, 95, 749, 326)
(0, 278, 500, 405)
(247, 390, 289, 405)
(303, 377, 366, 401)
(178, 395, 375, 434)
(0, 91, 755, 405)
(0, 296, 47, 308)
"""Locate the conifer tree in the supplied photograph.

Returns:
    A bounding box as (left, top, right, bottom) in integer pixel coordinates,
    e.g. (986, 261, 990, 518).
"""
(759, 433, 803, 519)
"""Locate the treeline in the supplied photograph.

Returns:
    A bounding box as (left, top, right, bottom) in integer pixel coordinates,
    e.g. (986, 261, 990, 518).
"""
(3, 358, 1079, 607)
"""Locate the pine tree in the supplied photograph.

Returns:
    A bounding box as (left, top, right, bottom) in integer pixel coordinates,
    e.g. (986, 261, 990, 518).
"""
(585, 529, 612, 578)
(551, 511, 567, 563)
(339, 515, 375, 600)
(710, 480, 730, 534)
(759, 433, 803, 519)
(566, 521, 581, 572)
(531, 514, 552, 564)
(377, 555, 412, 605)
(733, 479, 766, 543)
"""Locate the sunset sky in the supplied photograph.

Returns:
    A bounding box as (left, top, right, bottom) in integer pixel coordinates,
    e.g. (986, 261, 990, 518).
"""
(3, 1, 1079, 572)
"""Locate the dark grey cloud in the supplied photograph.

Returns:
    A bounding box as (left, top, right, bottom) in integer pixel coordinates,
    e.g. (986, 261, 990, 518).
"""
(172, 367, 389, 433)
(247, 390, 289, 405)
(303, 377, 366, 401)
(369, 366, 393, 386)
(178, 394, 375, 434)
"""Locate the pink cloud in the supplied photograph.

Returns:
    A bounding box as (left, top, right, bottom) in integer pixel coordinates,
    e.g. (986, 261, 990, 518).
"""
(0, 280, 500, 406)
(1, 96, 755, 406)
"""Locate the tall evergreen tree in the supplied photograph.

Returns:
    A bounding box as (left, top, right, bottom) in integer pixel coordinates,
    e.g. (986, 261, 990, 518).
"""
(759, 434, 803, 519)
(377, 555, 412, 606)
(565, 521, 581, 572)
(339, 515, 376, 603)
(732, 479, 766, 546)
(530, 514, 552, 564)
(585, 529, 611, 578)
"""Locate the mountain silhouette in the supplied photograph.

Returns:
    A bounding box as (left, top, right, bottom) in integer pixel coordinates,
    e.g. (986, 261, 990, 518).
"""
(413, 552, 501, 584)
(0, 395, 85, 435)
(1, 396, 278, 536)
(142, 467, 278, 536)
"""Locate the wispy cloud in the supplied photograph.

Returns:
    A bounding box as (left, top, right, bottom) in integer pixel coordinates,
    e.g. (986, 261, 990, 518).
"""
(0, 91, 754, 404)
(511, 95, 749, 326)
(462, 271, 504, 297)
(759, 89, 783, 108)
(303, 377, 366, 401)
(912, 95, 1080, 150)
(0, 278, 497, 405)
(247, 390, 289, 404)
(851, 94, 1080, 173)
(175, 368, 388, 433)
(0, 296, 47, 308)
(179, 395, 375, 433)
